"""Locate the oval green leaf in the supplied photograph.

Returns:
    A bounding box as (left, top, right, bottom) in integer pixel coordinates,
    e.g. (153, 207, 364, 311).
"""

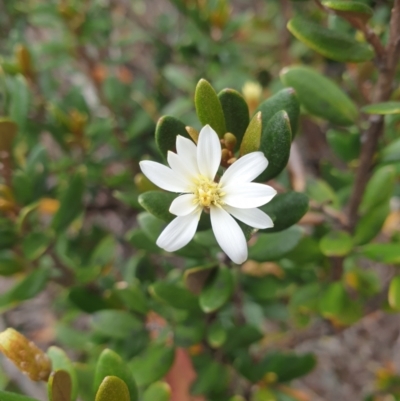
(94, 349, 138, 401)
(260, 191, 309, 232)
(319, 231, 353, 257)
(280, 66, 358, 126)
(199, 267, 234, 313)
(195, 79, 226, 137)
(359, 243, 400, 264)
(95, 376, 130, 401)
(288, 16, 374, 63)
(257, 110, 292, 181)
(142, 382, 171, 401)
(255, 88, 300, 137)
(322, 1, 373, 23)
(138, 191, 176, 222)
(240, 111, 261, 155)
(218, 88, 249, 149)
(155, 116, 190, 160)
(362, 101, 400, 115)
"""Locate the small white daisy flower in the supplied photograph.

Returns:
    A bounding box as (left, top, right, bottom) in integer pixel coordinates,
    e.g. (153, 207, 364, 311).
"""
(139, 125, 276, 264)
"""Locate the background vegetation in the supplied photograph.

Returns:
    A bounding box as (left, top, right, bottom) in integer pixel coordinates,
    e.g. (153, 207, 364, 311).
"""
(0, 0, 400, 400)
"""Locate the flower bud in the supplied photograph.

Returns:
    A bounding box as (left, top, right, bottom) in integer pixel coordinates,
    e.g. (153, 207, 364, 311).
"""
(223, 133, 236, 151)
(0, 328, 51, 381)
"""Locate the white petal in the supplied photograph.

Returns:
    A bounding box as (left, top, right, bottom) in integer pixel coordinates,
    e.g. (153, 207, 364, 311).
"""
(220, 152, 268, 187)
(210, 206, 247, 264)
(223, 183, 277, 208)
(176, 136, 200, 177)
(167, 151, 195, 184)
(224, 205, 274, 229)
(197, 125, 221, 180)
(139, 161, 189, 193)
(169, 194, 199, 216)
(156, 211, 201, 252)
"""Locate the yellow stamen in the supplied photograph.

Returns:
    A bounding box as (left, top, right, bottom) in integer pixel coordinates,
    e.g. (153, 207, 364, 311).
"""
(192, 176, 224, 208)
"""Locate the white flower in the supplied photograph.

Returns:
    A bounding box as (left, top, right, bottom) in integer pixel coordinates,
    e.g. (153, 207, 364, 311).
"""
(139, 125, 276, 264)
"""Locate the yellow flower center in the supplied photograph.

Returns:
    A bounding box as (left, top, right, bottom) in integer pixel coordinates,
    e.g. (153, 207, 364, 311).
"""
(193, 176, 225, 208)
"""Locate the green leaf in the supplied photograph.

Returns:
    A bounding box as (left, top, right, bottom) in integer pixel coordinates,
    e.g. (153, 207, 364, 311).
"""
(48, 370, 72, 401)
(362, 101, 400, 115)
(0, 250, 24, 276)
(319, 231, 353, 257)
(155, 116, 190, 160)
(240, 111, 262, 155)
(137, 212, 165, 242)
(218, 88, 249, 149)
(199, 267, 234, 313)
(142, 382, 171, 401)
(260, 191, 309, 232)
(195, 79, 226, 137)
(91, 310, 143, 339)
(0, 391, 40, 401)
(129, 344, 175, 387)
(255, 88, 300, 137)
(287, 16, 373, 63)
(207, 322, 227, 348)
(359, 243, 400, 264)
(322, 1, 373, 23)
(249, 226, 303, 261)
(354, 202, 390, 245)
(381, 138, 400, 164)
(174, 317, 205, 347)
(8, 75, 30, 130)
(94, 349, 138, 401)
(9, 266, 50, 302)
(47, 347, 78, 401)
(326, 129, 360, 162)
(150, 282, 200, 312)
(359, 166, 395, 214)
(257, 111, 292, 181)
(114, 282, 149, 314)
(126, 229, 160, 253)
(389, 276, 400, 310)
(0, 118, 17, 152)
(242, 275, 288, 301)
(95, 376, 130, 401)
(222, 325, 263, 353)
(319, 282, 362, 325)
(138, 191, 176, 222)
(191, 360, 229, 396)
(51, 167, 86, 233)
(68, 286, 109, 313)
(280, 66, 358, 126)
(22, 232, 52, 261)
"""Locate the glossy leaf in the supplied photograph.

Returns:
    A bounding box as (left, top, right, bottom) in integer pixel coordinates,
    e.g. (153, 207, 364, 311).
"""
(255, 88, 300, 137)
(95, 376, 130, 401)
(218, 88, 249, 148)
(142, 382, 171, 401)
(359, 166, 395, 214)
(362, 101, 400, 115)
(319, 231, 353, 257)
(322, 1, 373, 24)
(389, 276, 400, 310)
(150, 282, 200, 312)
(260, 191, 309, 232)
(280, 66, 358, 126)
(94, 349, 138, 401)
(199, 267, 234, 313)
(155, 116, 189, 160)
(288, 16, 373, 62)
(257, 110, 292, 181)
(195, 79, 226, 137)
(47, 347, 78, 401)
(92, 310, 143, 339)
(51, 167, 86, 233)
(48, 370, 72, 401)
(129, 344, 175, 387)
(248, 226, 303, 261)
(0, 118, 17, 152)
(240, 111, 261, 155)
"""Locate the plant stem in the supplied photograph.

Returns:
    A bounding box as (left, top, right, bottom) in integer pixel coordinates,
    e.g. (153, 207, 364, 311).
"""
(347, 0, 400, 231)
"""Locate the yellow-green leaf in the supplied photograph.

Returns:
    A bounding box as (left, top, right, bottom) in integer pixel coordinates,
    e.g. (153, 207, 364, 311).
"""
(95, 376, 130, 401)
(362, 101, 400, 115)
(240, 111, 261, 155)
(48, 370, 72, 401)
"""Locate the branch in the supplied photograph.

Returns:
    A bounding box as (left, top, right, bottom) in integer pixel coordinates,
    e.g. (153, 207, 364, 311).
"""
(347, 0, 400, 230)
